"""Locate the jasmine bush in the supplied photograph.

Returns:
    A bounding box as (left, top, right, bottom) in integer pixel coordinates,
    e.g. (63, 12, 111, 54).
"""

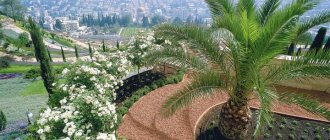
(29, 51, 131, 140)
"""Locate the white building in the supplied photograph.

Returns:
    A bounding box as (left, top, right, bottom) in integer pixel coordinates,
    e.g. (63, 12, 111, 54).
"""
(62, 20, 80, 32)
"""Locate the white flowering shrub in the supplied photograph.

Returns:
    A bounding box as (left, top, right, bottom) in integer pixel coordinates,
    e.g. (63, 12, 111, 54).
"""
(33, 51, 131, 140)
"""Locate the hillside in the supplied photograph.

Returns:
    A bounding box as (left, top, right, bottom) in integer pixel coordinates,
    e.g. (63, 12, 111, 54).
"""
(0, 15, 89, 63)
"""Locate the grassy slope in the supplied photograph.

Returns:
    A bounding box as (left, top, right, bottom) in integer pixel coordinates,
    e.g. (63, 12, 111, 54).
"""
(0, 78, 48, 124)
(120, 27, 146, 37)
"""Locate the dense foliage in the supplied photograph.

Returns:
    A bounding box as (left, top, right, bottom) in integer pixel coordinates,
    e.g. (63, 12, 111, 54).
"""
(0, 109, 6, 131)
(29, 51, 131, 140)
(28, 18, 56, 96)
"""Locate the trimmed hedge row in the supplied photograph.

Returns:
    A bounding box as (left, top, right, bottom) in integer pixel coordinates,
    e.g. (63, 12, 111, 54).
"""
(116, 70, 185, 126)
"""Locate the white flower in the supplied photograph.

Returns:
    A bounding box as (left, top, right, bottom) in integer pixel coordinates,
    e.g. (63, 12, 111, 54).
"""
(37, 129, 44, 134)
(62, 68, 70, 75)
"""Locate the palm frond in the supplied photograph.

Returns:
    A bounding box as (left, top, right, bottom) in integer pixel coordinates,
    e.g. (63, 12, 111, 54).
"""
(162, 70, 226, 116)
(205, 0, 234, 18)
(265, 52, 330, 84)
(145, 47, 208, 70)
(296, 11, 330, 37)
(257, 0, 280, 25)
(253, 88, 278, 136)
(155, 24, 224, 66)
(236, 0, 256, 18)
(279, 94, 330, 120)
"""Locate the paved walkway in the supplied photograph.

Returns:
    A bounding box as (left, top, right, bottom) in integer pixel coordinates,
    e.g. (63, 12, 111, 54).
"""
(118, 75, 329, 140)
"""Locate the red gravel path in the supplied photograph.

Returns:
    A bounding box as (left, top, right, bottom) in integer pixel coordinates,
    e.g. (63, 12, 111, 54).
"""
(117, 75, 330, 140)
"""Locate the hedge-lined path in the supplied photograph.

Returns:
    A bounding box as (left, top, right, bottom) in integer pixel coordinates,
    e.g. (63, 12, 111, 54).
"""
(118, 74, 329, 140)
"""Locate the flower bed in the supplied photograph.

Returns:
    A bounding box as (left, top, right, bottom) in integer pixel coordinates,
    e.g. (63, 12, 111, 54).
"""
(0, 73, 21, 80)
(116, 70, 185, 126)
(197, 108, 330, 140)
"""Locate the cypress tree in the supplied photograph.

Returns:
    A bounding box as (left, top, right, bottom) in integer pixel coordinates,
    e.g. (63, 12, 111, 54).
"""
(296, 48, 302, 56)
(102, 39, 106, 52)
(324, 36, 330, 52)
(28, 17, 55, 97)
(287, 43, 295, 56)
(88, 43, 93, 59)
(310, 27, 327, 54)
(60, 46, 66, 62)
(116, 40, 120, 50)
(47, 48, 53, 62)
(74, 45, 79, 59)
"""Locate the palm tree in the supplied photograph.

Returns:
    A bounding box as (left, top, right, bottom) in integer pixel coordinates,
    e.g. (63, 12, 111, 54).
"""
(147, 0, 330, 139)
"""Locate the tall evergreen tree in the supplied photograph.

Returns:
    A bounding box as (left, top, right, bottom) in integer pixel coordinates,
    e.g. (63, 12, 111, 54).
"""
(324, 36, 330, 52)
(142, 16, 150, 27)
(47, 48, 53, 62)
(102, 40, 106, 52)
(60, 46, 66, 62)
(296, 48, 302, 56)
(310, 27, 327, 54)
(28, 17, 55, 97)
(74, 45, 79, 59)
(116, 41, 120, 50)
(287, 43, 295, 55)
(88, 43, 93, 59)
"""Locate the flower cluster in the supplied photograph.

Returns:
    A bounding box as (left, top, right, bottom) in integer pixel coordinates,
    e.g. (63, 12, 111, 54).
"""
(35, 51, 131, 140)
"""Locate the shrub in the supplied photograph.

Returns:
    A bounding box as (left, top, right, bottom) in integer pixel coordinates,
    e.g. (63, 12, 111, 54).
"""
(0, 109, 7, 131)
(300, 135, 307, 140)
(292, 120, 298, 125)
(327, 128, 330, 133)
(281, 118, 287, 124)
(264, 133, 271, 138)
(279, 124, 285, 129)
(314, 135, 321, 140)
(267, 125, 273, 130)
(149, 83, 158, 90)
(289, 126, 295, 131)
(306, 122, 311, 127)
(0, 55, 15, 68)
(314, 127, 320, 134)
(275, 133, 282, 139)
(288, 134, 294, 140)
(24, 68, 40, 80)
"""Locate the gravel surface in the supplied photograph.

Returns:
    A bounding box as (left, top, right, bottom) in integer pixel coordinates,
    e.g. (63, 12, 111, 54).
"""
(118, 75, 329, 140)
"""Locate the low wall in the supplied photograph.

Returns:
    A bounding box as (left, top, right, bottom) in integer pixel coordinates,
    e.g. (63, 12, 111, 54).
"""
(279, 78, 330, 94)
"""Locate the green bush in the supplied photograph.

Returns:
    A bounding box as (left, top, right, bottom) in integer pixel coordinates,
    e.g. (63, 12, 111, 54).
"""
(292, 120, 298, 125)
(306, 122, 311, 127)
(275, 133, 282, 139)
(279, 124, 285, 129)
(327, 128, 330, 133)
(300, 135, 307, 140)
(0, 55, 15, 68)
(24, 68, 40, 80)
(314, 135, 321, 140)
(0, 109, 7, 131)
(48, 90, 69, 108)
(264, 133, 271, 138)
(116, 70, 185, 125)
(288, 134, 294, 140)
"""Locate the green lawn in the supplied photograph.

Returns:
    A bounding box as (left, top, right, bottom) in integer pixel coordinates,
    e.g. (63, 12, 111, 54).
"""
(120, 27, 147, 37)
(20, 80, 47, 96)
(0, 78, 48, 124)
(0, 64, 67, 74)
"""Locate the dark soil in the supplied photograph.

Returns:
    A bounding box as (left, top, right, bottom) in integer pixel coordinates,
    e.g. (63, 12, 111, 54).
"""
(197, 109, 330, 140)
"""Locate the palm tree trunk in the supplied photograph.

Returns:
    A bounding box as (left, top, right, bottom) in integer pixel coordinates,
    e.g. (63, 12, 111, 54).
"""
(218, 99, 252, 140)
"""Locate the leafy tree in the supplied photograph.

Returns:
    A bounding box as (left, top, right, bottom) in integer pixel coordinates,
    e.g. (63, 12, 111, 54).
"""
(324, 36, 330, 52)
(151, 15, 165, 26)
(142, 16, 150, 27)
(172, 17, 183, 25)
(74, 45, 79, 59)
(60, 46, 66, 62)
(102, 39, 106, 52)
(0, 0, 23, 22)
(28, 17, 56, 97)
(47, 48, 53, 62)
(186, 15, 194, 24)
(287, 43, 295, 55)
(55, 19, 63, 30)
(310, 27, 327, 54)
(17, 32, 29, 51)
(147, 0, 330, 139)
(120, 15, 132, 27)
(88, 43, 93, 59)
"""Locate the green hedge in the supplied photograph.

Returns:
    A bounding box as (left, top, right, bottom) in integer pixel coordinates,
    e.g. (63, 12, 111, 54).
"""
(0, 109, 6, 131)
(116, 70, 185, 126)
